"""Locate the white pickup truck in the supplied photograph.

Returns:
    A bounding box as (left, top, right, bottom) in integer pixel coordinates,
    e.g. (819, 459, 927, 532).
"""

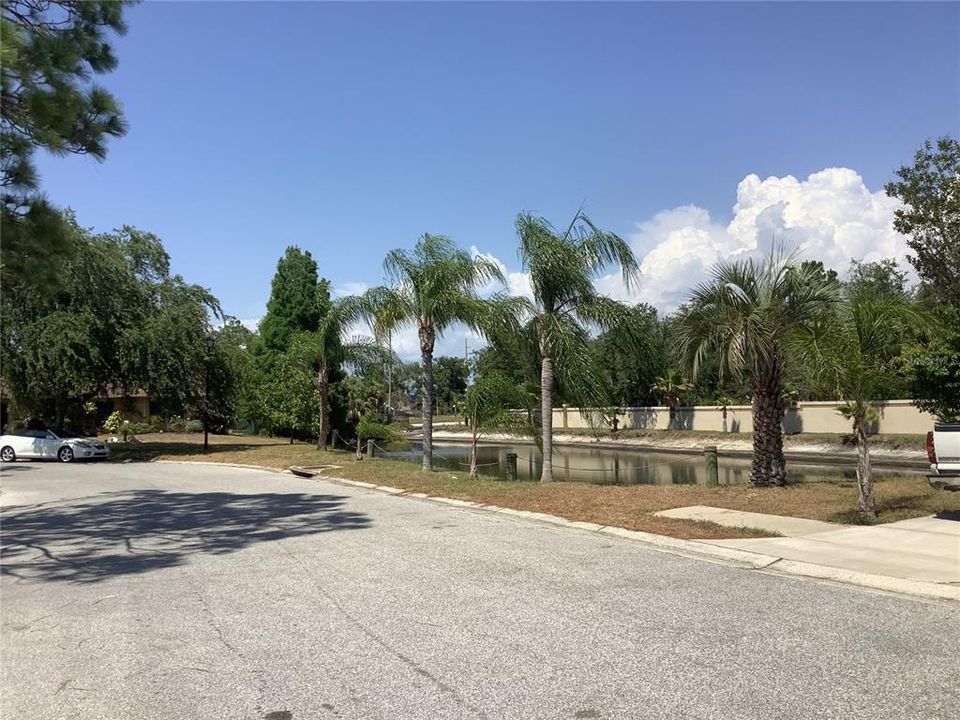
(927, 423, 960, 491)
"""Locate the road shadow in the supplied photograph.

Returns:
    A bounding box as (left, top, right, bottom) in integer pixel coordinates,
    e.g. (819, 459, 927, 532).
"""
(935, 510, 960, 521)
(1, 489, 370, 584)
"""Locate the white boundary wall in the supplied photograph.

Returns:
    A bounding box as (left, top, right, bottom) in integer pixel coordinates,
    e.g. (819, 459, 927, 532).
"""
(553, 400, 936, 435)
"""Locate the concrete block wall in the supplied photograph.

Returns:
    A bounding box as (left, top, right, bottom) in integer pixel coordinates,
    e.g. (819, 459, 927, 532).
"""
(553, 399, 936, 435)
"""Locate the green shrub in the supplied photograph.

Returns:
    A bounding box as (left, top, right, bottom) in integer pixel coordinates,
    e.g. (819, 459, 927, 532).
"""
(167, 415, 187, 432)
(184, 419, 204, 433)
(103, 410, 124, 436)
(127, 422, 152, 436)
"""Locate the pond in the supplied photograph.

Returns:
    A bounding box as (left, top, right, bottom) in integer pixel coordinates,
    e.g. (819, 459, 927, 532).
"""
(373, 441, 885, 486)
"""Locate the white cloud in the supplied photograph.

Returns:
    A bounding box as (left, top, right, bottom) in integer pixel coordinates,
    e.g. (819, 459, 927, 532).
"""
(470, 245, 534, 299)
(331, 280, 369, 298)
(320, 166, 910, 359)
(601, 167, 909, 312)
(470, 167, 909, 315)
(596, 204, 748, 308)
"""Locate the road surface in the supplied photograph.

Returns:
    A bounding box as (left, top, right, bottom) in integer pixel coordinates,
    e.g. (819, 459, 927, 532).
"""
(1, 461, 957, 719)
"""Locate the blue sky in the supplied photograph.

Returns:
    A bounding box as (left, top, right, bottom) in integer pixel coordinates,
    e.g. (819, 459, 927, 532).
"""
(36, 1, 959, 355)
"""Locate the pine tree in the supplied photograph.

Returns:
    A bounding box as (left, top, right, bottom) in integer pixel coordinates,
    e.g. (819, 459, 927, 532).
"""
(258, 247, 322, 355)
(1, 1, 133, 293)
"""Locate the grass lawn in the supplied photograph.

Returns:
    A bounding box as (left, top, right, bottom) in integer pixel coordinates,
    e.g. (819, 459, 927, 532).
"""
(109, 433, 958, 540)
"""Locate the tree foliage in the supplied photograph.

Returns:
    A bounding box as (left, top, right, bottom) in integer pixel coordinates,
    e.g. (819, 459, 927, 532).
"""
(433, 355, 469, 414)
(593, 303, 666, 407)
(362, 233, 507, 471)
(464, 372, 536, 479)
(258, 246, 322, 356)
(885, 136, 960, 306)
(515, 210, 640, 482)
(1, 0, 132, 293)
(0, 213, 223, 426)
(792, 286, 922, 517)
(674, 249, 839, 486)
(908, 313, 960, 423)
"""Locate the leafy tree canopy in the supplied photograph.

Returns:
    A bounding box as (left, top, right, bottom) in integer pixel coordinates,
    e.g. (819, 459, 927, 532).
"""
(433, 355, 469, 413)
(258, 246, 322, 355)
(0, 212, 222, 426)
(1, 0, 133, 293)
(885, 136, 960, 306)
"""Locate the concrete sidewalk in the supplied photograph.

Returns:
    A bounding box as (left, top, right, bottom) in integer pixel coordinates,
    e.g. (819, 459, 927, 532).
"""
(655, 505, 840, 536)
(656, 505, 960, 584)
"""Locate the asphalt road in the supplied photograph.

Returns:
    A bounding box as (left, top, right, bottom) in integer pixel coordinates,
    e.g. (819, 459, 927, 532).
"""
(1, 461, 957, 720)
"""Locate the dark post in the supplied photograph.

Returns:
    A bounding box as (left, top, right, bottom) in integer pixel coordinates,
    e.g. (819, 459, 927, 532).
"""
(505, 452, 518, 481)
(704, 445, 719, 486)
(203, 333, 216, 452)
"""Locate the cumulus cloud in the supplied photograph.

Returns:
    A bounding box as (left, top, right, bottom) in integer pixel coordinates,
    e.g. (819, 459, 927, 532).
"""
(470, 245, 533, 299)
(334, 167, 907, 358)
(565, 167, 909, 312)
(332, 280, 369, 298)
(613, 167, 910, 311)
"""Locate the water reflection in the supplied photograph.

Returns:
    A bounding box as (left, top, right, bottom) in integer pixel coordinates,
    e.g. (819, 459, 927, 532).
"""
(376, 442, 863, 486)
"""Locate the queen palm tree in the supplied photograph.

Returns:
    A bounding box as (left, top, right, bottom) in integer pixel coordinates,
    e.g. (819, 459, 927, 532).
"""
(464, 373, 537, 479)
(363, 234, 506, 471)
(288, 294, 385, 450)
(675, 250, 838, 487)
(516, 211, 640, 482)
(791, 291, 920, 518)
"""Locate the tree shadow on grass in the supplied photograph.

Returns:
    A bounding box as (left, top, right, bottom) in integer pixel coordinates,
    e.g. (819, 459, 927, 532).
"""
(107, 441, 289, 462)
(0, 490, 370, 584)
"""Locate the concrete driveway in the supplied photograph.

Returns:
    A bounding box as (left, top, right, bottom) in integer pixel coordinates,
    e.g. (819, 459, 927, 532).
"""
(2, 462, 958, 720)
(655, 505, 960, 583)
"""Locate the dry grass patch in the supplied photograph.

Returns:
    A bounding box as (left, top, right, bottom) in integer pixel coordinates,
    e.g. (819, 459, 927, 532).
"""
(110, 433, 958, 538)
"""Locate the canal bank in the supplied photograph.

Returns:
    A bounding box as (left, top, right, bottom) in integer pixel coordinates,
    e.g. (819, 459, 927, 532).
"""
(422, 428, 928, 475)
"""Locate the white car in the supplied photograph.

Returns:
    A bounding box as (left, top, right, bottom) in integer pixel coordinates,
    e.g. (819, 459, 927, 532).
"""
(0, 429, 110, 463)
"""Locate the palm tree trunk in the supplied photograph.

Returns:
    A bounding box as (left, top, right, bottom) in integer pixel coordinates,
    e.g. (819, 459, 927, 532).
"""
(469, 428, 479, 480)
(854, 418, 875, 520)
(750, 363, 785, 487)
(316, 362, 329, 450)
(540, 351, 555, 483)
(420, 326, 435, 472)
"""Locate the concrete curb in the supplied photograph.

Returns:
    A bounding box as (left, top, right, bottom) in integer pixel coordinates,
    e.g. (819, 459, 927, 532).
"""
(295, 468, 959, 603)
(152, 460, 285, 473)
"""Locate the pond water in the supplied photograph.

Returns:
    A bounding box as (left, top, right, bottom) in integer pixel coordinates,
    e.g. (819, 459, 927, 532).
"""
(374, 441, 882, 486)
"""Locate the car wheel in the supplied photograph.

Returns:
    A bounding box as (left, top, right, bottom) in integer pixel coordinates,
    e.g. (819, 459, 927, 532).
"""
(0, 446, 15, 462)
(57, 446, 74, 463)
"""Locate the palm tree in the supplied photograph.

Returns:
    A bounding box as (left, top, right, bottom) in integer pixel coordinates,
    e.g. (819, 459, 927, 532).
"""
(363, 234, 505, 471)
(675, 250, 838, 487)
(288, 294, 385, 450)
(792, 291, 919, 519)
(516, 211, 640, 482)
(464, 373, 537, 479)
(650, 370, 694, 429)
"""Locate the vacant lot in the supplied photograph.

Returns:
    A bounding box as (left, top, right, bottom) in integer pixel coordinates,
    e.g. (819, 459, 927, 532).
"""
(106, 434, 958, 538)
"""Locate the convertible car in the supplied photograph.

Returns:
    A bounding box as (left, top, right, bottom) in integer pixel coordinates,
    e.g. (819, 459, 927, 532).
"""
(0, 429, 110, 463)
